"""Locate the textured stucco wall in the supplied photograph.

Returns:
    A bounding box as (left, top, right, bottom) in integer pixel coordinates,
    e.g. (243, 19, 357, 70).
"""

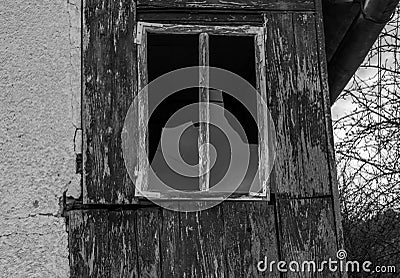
(0, 0, 81, 277)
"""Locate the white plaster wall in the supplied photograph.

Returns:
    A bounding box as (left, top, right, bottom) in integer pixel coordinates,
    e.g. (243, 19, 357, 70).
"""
(0, 0, 81, 277)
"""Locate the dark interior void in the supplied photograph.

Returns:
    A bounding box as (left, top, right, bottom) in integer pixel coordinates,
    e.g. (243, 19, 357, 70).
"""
(147, 33, 199, 82)
(209, 35, 258, 145)
(147, 33, 260, 193)
(209, 35, 259, 192)
(147, 33, 200, 191)
(147, 33, 199, 164)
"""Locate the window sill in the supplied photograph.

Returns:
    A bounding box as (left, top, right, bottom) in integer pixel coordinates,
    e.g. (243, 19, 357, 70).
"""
(135, 190, 269, 201)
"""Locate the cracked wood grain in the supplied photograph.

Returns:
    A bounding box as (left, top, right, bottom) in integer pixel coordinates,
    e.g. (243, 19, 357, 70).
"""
(277, 198, 339, 278)
(179, 206, 226, 277)
(223, 202, 279, 277)
(136, 208, 162, 277)
(265, 12, 331, 197)
(67, 202, 279, 277)
(67, 210, 138, 277)
(83, 0, 137, 203)
(137, 0, 315, 11)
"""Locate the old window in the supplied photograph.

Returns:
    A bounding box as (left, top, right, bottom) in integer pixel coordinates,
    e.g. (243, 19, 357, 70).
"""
(134, 22, 270, 200)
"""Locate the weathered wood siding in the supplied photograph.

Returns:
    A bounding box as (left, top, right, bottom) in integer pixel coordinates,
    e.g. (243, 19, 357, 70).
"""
(83, 0, 137, 204)
(68, 204, 279, 277)
(70, 0, 344, 277)
(266, 12, 331, 197)
(136, 0, 315, 11)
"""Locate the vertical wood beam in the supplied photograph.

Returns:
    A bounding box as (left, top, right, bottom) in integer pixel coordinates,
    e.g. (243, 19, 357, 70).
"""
(83, 0, 137, 203)
(315, 0, 347, 276)
(265, 11, 332, 198)
(265, 12, 299, 196)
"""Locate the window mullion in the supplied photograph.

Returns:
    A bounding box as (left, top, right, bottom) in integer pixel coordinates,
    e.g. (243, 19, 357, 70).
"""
(199, 32, 210, 192)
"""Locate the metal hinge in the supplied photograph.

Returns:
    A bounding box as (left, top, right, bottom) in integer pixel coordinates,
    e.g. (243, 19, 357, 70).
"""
(74, 129, 83, 174)
(134, 22, 144, 44)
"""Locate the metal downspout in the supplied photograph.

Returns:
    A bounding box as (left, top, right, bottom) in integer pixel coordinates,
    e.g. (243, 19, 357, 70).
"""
(328, 0, 399, 104)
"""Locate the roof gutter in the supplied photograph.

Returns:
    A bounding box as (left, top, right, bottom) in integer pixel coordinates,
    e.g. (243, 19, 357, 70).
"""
(328, 0, 399, 104)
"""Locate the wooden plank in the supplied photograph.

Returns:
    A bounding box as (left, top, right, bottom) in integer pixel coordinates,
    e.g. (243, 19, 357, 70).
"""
(223, 202, 279, 277)
(67, 205, 280, 277)
(193, 207, 226, 277)
(265, 12, 331, 197)
(293, 13, 331, 196)
(67, 210, 138, 277)
(223, 202, 252, 276)
(83, 0, 137, 203)
(264, 12, 300, 196)
(82, 210, 110, 277)
(136, 208, 162, 277)
(137, 0, 315, 11)
(315, 1, 347, 276)
(160, 209, 181, 277)
(179, 206, 226, 277)
(199, 33, 210, 192)
(277, 198, 339, 277)
(248, 202, 280, 277)
(109, 211, 139, 277)
(159, 203, 279, 277)
(67, 210, 86, 277)
(137, 12, 264, 25)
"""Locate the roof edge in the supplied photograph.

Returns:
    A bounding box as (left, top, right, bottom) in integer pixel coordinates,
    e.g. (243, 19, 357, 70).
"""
(328, 0, 399, 105)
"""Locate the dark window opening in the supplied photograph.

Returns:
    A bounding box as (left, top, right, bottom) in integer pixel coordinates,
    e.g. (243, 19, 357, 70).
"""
(209, 35, 259, 192)
(147, 33, 199, 163)
(209, 35, 258, 144)
(147, 33, 200, 191)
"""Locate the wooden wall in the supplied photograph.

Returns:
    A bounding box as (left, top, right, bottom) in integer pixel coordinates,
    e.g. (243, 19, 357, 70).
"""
(67, 0, 344, 277)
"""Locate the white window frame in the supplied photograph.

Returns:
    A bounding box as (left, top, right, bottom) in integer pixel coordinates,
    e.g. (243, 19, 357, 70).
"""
(135, 21, 270, 201)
